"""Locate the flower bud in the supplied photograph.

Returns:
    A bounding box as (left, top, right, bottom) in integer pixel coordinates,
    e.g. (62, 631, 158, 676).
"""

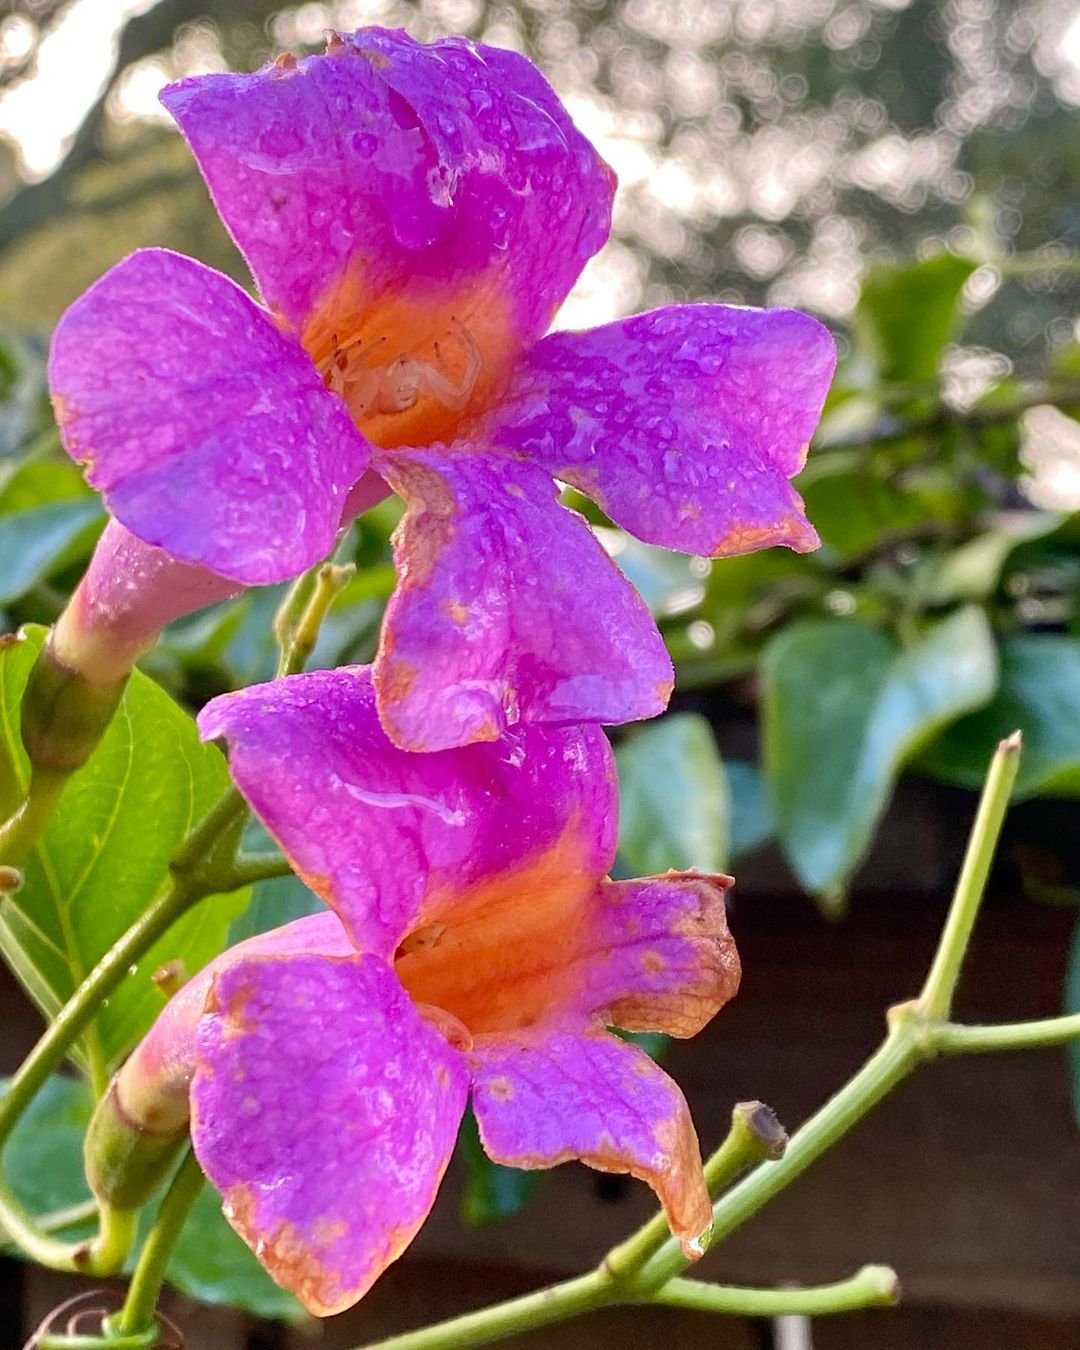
(21, 521, 241, 777)
(84, 967, 209, 1209)
(52, 519, 241, 687)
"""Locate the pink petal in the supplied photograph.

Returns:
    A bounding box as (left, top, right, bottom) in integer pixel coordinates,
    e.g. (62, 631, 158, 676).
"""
(488, 305, 836, 556)
(192, 951, 469, 1315)
(48, 249, 370, 584)
(114, 913, 354, 1136)
(374, 447, 673, 752)
(470, 1028, 711, 1258)
(161, 30, 612, 357)
(396, 870, 739, 1040)
(198, 667, 617, 958)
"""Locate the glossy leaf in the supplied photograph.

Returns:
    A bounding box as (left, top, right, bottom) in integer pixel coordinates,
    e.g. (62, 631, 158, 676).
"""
(228, 871, 321, 945)
(924, 513, 1065, 606)
(604, 531, 704, 618)
(762, 607, 998, 909)
(726, 760, 774, 861)
(0, 627, 247, 1072)
(0, 500, 102, 605)
(797, 453, 937, 563)
(923, 635, 1080, 797)
(615, 713, 730, 876)
(1, 1075, 94, 1233)
(855, 253, 976, 387)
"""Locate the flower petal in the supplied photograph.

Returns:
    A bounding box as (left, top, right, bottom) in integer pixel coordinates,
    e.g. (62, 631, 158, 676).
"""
(192, 951, 469, 1316)
(397, 870, 739, 1039)
(162, 30, 612, 430)
(198, 667, 617, 958)
(375, 447, 673, 752)
(48, 249, 370, 584)
(487, 305, 836, 557)
(114, 912, 354, 1136)
(470, 1028, 711, 1258)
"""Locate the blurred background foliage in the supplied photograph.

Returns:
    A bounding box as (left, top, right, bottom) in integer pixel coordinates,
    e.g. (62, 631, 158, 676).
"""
(3, 0, 1080, 1315)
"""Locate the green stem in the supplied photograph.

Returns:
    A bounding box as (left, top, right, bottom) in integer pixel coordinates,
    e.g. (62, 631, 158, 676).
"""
(607, 1100, 786, 1283)
(935, 1013, 1080, 1054)
(359, 1272, 612, 1350)
(277, 562, 356, 677)
(223, 851, 295, 889)
(637, 1033, 918, 1291)
(113, 1149, 205, 1337)
(650, 1266, 899, 1317)
(0, 1197, 98, 1251)
(703, 1100, 787, 1192)
(0, 768, 66, 866)
(638, 734, 1022, 1293)
(0, 788, 248, 1273)
(37, 1334, 157, 1350)
(918, 733, 1022, 1020)
(999, 252, 1080, 277)
(351, 736, 1027, 1349)
(272, 568, 320, 666)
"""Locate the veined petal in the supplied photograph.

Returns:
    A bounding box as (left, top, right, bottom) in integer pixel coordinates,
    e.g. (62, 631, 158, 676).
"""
(192, 951, 470, 1316)
(48, 249, 370, 584)
(397, 870, 739, 1039)
(375, 448, 673, 752)
(470, 1028, 711, 1258)
(198, 667, 617, 958)
(592, 874, 740, 1036)
(162, 29, 612, 446)
(487, 305, 836, 557)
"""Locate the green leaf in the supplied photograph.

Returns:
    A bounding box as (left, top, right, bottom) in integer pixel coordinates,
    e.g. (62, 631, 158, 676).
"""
(1, 1075, 94, 1231)
(923, 513, 1064, 606)
(0, 1075, 304, 1322)
(797, 453, 938, 563)
(762, 608, 998, 910)
(855, 253, 977, 387)
(229, 872, 321, 945)
(726, 760, 774, 862)
(615, 713, 729, 876)
(0, 500, 102, 604)
(458, 1109, 542, 1227)
(0, 450, 87, 511)
(605, 531, 703, 618)
(0, 627, 247, 1072)
(923, 635, 1080, 797)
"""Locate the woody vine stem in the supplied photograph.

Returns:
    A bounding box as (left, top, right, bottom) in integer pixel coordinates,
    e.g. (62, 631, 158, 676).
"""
(4, 583, 1079, 1348)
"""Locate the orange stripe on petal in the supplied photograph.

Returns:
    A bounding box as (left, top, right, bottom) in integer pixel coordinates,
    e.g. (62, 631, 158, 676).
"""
(302, 264, 519, 449)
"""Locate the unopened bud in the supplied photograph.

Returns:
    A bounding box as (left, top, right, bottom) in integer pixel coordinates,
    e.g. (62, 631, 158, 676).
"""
(152, 959, 189, 999)
(84, 1078, 189, 1211)
(19, 639, 126, 775)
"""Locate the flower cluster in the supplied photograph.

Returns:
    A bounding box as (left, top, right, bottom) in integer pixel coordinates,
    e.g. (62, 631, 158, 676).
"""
(102, 670, 738, 1314)
(74, 25, 833, 1320)
(48, 26, 833, 750)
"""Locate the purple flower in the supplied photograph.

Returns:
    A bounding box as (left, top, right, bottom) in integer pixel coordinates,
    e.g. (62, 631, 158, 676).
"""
(109, 668, 739, 1315)
(49, 27, 835, 748)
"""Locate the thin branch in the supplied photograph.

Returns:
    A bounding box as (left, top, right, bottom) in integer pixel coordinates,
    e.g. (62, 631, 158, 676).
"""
(650, 1266, 899, 1317)
(818, 383, 1080, 454)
